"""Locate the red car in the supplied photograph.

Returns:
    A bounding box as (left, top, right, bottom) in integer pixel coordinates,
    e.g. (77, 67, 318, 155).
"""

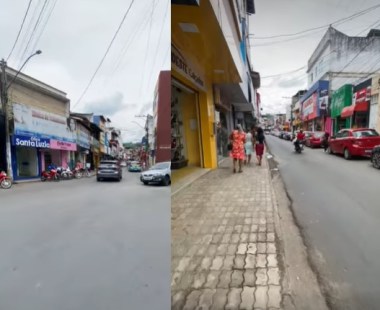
(305, 131, 325, 148)
(328, 128, 380, 159)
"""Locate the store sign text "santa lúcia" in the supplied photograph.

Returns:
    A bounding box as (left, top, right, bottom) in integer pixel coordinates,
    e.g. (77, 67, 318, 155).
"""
(171, 47, 205, 89)
(12, 135, 50, 148)
(50, 139, 77, 151)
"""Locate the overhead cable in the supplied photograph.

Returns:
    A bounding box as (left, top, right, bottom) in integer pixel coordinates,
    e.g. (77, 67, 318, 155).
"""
(7, 0, 34, 61)
(73, 0, 136, 110)
(250, 3, 380, 39)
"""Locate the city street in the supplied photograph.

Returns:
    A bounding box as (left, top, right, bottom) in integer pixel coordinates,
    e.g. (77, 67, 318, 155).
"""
(0, 169, 170, 310)
(266, 135, 380, 310)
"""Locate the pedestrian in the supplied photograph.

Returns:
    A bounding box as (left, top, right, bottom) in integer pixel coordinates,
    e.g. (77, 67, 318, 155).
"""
(322, 132, 330, 152)
(244, 130, 254, 165)
(255, 127, 265, 166)
(229, 124, 246, 173)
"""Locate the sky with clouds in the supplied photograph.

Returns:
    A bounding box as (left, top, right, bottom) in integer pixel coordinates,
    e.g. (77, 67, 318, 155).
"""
(0, 0, 170, 142)
(249, 0, 380, 115)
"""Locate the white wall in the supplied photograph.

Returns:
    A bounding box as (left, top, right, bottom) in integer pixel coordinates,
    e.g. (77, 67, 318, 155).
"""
(308, 30, 380, 91)
(210, 0, 250, 101)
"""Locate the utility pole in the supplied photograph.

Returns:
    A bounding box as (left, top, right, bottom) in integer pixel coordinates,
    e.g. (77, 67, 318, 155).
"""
(0, 50, 42, 179)
(0, 59, 12, 178)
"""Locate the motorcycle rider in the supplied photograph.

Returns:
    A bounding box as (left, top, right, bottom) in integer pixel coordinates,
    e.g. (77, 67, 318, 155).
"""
(294, 129, 306, 151)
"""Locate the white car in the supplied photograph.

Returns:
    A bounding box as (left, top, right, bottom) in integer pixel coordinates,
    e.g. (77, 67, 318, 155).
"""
(140, 161, 171, 186)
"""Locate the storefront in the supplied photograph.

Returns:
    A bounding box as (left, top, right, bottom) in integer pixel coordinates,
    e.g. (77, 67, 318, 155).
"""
(40, 140, 77, 170)
(11, 103, 76, 180)
(171, 80, 202, 169)
(76, 122, 91, 166)
(331, 84, 352, 134)
(341, 79, 371, 129)
(172, 0, 241, 170)
(10, 135, 46, 179)
(301, 80, 329, 132)
(370, 74, 380, 133)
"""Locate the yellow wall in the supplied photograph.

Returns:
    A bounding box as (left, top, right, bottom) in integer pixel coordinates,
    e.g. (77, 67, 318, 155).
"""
(172, 70, 217, 169)
(180, 91, 201, 166)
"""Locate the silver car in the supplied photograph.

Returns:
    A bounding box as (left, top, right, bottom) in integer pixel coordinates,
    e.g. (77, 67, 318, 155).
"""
(97, 160, 122, 182)
(140, 161, 171, 186)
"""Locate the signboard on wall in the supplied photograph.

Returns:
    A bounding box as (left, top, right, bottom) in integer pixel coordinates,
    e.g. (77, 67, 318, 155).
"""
(354, 86, 371, 104)
(12, 135, 50, 148)
(302, 92, 318, 120)
(171, 45, 205, 90)
(319, 88, 328, 112)
(50, 140, 77, 151)
(76, 123, 91, 149)
(13, 103, 75, 142)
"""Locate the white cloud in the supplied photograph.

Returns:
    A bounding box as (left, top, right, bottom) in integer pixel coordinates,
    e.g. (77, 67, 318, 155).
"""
(0, 0, 170, 142)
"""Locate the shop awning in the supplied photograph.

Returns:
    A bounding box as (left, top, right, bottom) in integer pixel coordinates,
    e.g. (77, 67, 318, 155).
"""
(341, 102, 368, 118)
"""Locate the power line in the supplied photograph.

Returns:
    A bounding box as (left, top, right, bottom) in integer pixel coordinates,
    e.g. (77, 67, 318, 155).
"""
(7, 0, 34, 61)
(355, 18, 380, 36)
(250, 3, 380, 39)
(138, 0, 156, 98)
(160, 45, 170, 69)
(108, 1, 158, 80)
(261, 66, 306, 79)
(30, 0, 58, 53)
(19, 0, 49, 67)
(14, 0, 42, 64)
(73, 0, 136, 110)
(146, 0, 170, 91)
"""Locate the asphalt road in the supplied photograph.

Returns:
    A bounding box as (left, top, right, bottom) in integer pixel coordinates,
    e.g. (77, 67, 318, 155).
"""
(266, 135, 380, 310)
(0, 169, 170, 310)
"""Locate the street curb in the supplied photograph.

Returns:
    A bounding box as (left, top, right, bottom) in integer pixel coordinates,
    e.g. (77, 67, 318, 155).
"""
(264, 140, 329, 310)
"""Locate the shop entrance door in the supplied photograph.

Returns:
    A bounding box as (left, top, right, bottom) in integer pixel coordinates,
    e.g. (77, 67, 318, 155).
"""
(171, 80, 203, 168)
(16, 147, 38, 177)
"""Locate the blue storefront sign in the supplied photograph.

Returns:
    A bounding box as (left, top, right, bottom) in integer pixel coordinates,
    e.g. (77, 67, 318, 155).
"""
(12, 135, 50, 148)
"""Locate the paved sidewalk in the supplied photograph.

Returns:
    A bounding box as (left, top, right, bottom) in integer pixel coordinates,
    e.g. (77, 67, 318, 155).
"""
(172, 156, 282, 310)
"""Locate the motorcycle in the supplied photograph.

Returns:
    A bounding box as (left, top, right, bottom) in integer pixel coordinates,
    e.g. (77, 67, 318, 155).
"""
(41, 169, 60, 182)
(293, 139, 304, 153)
(56, 167, 72, 180)
(0, 171, 12, 189)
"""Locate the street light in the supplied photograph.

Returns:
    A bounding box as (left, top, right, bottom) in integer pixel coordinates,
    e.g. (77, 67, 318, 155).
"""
(6, 50, 42, 90)
(0, 50, 42, 178)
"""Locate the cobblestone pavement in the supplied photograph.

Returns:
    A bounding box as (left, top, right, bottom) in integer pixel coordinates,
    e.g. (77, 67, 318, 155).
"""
(172, 157, 283, 310)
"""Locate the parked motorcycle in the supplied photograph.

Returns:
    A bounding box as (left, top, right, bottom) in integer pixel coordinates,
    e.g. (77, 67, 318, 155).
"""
(57, 167, 74, 180)
(0, 171, 12, 189)
(41, 169, 60, 182)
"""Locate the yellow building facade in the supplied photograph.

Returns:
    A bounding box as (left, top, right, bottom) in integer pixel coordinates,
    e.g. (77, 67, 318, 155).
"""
(171, 0, 241, 171)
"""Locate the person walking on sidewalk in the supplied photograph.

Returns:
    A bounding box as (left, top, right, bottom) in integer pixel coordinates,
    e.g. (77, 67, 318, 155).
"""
(255, 127, 265, 166)
(229, 124, 246, 173)
(244, 130, 254, 165)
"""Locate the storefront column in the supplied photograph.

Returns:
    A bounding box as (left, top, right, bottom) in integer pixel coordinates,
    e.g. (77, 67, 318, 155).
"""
(198, 89, 217, 169)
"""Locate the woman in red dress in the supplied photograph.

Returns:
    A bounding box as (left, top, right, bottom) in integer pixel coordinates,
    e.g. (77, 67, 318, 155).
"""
(255, 127, 265, 166)
(229, 124, 246, 173)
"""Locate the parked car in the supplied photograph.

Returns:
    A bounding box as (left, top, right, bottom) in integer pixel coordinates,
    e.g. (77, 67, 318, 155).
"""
(128, 161, 142, 172)
(97, 160, 122, 181)
(283, 132, 292, 141)
(140, 161, 171, 186)
(305, 131, 325, 148)
(371, 145, 380, 169)
(328, 128, 380, 159)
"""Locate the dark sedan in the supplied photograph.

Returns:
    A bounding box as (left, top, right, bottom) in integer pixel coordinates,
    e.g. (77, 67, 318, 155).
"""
(97, 160, 122, 181)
